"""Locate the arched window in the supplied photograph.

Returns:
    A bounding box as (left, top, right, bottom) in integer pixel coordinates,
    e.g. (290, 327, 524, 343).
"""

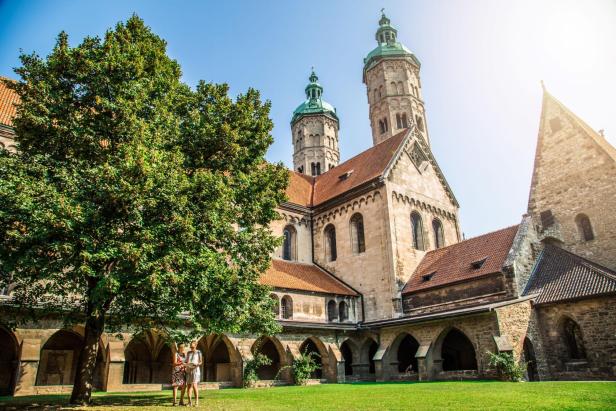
(411, 212, 425, 250)
(324, 224, 337, 262)
(281, 295, 293, 319)
(390, 81, 397, 95)
(282, 225, 297, 261)
(350, 213, 366, 254)
(379, 120, 385, 134)
(270, 294, 280, 317)
(433, 219, 444, 249)
(397, 81, 404, 95)
(339, 301, 349, 322)
(401, 113, 408, 128)
(311, 162, 316, 176)
(378, 85, 383, 98)
(415, 115, 425, 132)
(383, 117, 388, 132)
(562, 318, 586, 360)
(316, 162, 321, 175)
(575, 214, 594, 241)
(396, 113, 402, 129)
(327, 300, 337, 322)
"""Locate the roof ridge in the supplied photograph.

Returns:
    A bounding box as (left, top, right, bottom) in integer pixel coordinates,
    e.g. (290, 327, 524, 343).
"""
(423, 224, 520, 257)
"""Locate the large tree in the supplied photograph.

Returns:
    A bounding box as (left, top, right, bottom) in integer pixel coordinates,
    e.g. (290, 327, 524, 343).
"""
(0, 16, 286, 405)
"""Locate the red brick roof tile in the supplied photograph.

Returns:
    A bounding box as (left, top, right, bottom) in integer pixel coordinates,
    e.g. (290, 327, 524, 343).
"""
(402, 225, 519, 294)
(260, 259, 357, 296)
(312, 130, 408, 206)
(0, 77, 19, 128)
(285, 170, 314, 207)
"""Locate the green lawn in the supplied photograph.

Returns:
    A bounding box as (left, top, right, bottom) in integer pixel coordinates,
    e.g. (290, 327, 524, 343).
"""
(2, 381, 616, 410)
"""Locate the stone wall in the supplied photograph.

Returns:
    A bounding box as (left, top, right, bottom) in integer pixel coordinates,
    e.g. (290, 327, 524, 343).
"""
(270, 290, 358, 324)
(314, 187, 396, 321)
(528, 94, 616, 270)
(291, 115, 339, 174)
(272, 208, 312, 264)
(535, 295, 616, 380)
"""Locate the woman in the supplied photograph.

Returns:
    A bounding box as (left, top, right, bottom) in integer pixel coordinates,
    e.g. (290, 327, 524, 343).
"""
(185, 340, 203, 407)
(171, 342, 187, 406)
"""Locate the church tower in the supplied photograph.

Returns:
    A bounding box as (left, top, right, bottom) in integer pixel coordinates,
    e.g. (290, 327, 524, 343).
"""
(363, 11, 429, 146)
(291, 70, 340, 176)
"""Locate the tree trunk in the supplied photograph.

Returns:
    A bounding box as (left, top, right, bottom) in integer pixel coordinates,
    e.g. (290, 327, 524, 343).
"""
(70, 309, 105, 405)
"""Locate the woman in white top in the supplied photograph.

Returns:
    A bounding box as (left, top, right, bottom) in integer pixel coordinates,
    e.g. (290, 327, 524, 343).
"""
(185, 340, 203, 407)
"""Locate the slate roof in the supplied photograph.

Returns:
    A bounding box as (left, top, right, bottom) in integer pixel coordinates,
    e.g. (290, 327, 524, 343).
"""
(402, 225, 519, 294)
(0, 77, 18, 128)
(260, 259, 357, 296)
(523, 244, 616, 304)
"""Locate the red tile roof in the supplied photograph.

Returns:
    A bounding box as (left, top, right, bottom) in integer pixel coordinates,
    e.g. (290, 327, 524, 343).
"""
(283, 130, 409, 208)
(285, 170, 313, 207)
(312, 130, 408, 205)
(402, 225, 519, 294)
(260, 259, 357, 296)
(523, 244, 616, 304)
(0, 77, 19, 128)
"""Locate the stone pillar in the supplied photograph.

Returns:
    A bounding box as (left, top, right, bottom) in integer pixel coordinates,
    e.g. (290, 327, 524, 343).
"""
(14, 338, 40, 396)
(105, 341, 125, 392)
(416, 343, 431, 381)
(336, 361, 346, 383)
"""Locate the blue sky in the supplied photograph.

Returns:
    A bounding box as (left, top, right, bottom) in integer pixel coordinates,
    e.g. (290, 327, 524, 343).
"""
(1, 0, 615, 237)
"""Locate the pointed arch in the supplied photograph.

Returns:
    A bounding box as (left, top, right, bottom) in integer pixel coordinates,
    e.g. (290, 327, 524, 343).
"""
(252, 336, 286, 380)
(299, 337, 328, 380)
(340, 340, 354, 376)
(561, 316, 586, 360)
(439, 328, 477, 371)
(270, 293, 280, 318)
(0, 327, 18, 395)
(36, 330, 83, 386)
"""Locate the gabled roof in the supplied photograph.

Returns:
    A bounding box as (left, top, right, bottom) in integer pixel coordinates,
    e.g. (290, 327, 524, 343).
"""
(312, 129, 408, 206)
(0, 77, 19, 128)
(402, 225, 519, 294)
(260, 259, 358, 296)
(523, 244, 616, 305)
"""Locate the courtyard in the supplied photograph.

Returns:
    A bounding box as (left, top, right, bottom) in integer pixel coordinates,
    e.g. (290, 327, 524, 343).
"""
(1, 381, 615, 410)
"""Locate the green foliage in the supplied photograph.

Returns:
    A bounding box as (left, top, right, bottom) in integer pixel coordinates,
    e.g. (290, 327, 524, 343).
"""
(243, 352, 272, 388)
(487, 351, 527, 382)
(291, 349, 321, 386)
(0, 14, 286, 403)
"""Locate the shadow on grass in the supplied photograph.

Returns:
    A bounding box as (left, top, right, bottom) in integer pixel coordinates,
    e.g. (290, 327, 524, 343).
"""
(0, 392, 171, 410)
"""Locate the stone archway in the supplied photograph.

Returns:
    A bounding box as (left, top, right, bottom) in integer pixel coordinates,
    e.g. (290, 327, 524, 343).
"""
(340, 340, 354, 377)
(123, 331, 170, 385)
(299, 337, 331, 380)
(123, 337, 152, 384)
(0, 327, 18, 395)
(357, 338, 379, 379)
(437, 328, 477, 372)
(36, 330, 83, 386)
(523, 337, 539, 382)
(199, 334, 241, 384)
(384, 333, 420, 380)
(252, 336, 285, 381)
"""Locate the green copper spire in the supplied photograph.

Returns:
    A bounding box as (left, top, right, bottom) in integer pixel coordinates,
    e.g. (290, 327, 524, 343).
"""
(364, 10, 421, 73)
(291, 69, 339, 125)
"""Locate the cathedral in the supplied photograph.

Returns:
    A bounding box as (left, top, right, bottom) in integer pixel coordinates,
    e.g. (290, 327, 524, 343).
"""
(1, 12, 616, 396)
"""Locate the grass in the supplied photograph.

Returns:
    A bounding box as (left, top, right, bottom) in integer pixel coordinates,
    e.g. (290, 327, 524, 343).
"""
(1, 381, 616, 410)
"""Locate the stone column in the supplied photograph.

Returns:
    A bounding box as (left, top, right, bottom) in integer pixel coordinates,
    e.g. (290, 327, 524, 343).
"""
(336, 361, 346, 383)
(13, 338, 40, 396)
(105, 341, 125, 392)
(416, 343, 431, 381)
